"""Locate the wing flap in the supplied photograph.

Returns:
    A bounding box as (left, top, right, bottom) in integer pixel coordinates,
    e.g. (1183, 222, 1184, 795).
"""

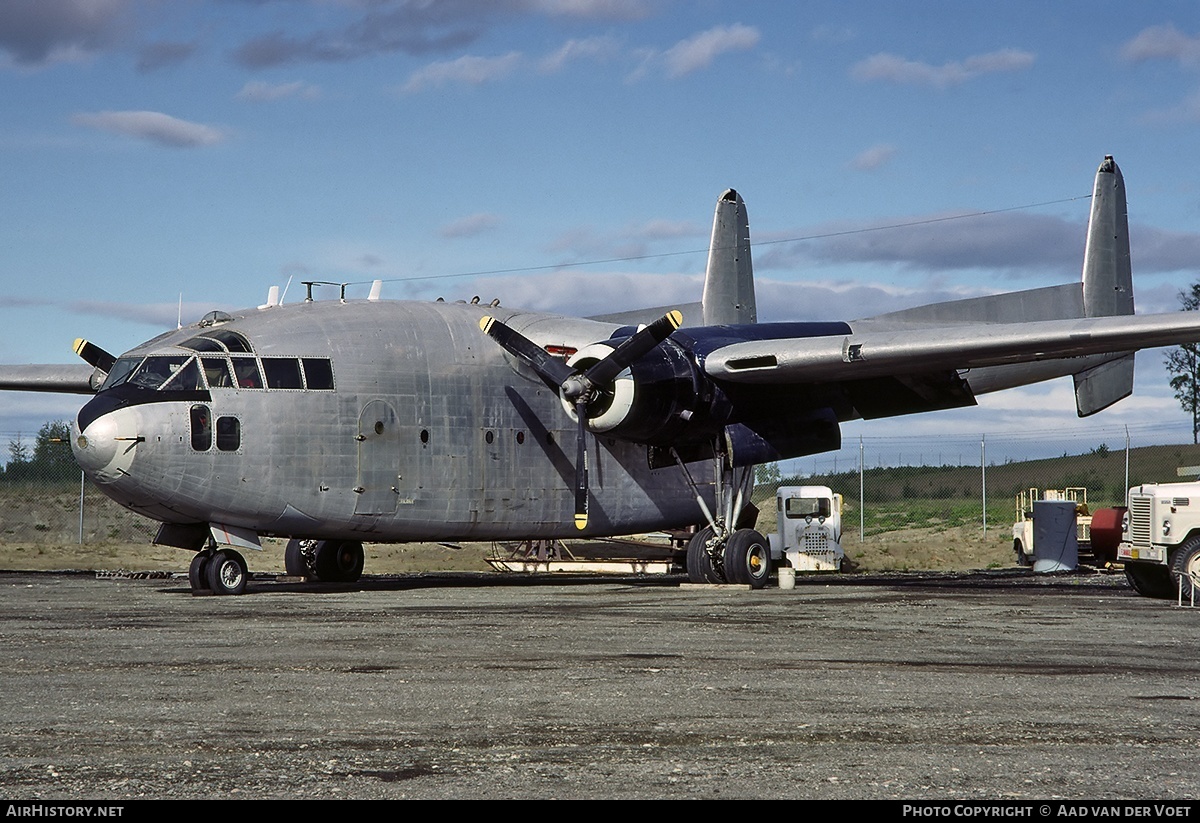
(703, 313, 1200, 385)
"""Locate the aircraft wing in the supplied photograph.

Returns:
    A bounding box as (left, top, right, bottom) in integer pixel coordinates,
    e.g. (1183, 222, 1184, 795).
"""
(0, 364, 99, 394)
(701, 312, 1200, 385)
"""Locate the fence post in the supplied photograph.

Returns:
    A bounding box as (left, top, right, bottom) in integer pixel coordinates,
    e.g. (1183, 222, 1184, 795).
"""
(981, 435, 987, 536)
(859, 435, 865, 542)
(78, 470, 84, 544)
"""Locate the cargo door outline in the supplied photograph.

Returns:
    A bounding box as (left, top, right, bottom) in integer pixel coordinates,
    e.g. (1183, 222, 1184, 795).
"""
(356, 399, 400, 515)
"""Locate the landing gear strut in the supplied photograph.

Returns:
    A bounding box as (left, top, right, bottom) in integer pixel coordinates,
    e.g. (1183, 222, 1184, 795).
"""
(675, 447, 771, 588)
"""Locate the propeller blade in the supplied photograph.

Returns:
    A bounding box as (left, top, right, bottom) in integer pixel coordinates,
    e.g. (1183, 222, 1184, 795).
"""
(479, 316, 576, 387)
(582, 310, 682, 388)
(573, 397, 589, 530)
(72, 338, 116, 372)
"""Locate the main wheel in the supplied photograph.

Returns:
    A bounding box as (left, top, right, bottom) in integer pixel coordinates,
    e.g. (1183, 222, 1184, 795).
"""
(284, 539, 316, 578)
(205, 549, 248, 596)
(313, 540, 365, 583)
(1125, 562, 1174, 600)
(685, 527, 724, 584)
(1170, 536, 1200, 601)
(723, 528, 772, 589)
(188, 550, 213, 592)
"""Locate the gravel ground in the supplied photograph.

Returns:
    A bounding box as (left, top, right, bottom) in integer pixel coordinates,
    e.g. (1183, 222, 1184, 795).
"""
(1, 566, 1197, 801)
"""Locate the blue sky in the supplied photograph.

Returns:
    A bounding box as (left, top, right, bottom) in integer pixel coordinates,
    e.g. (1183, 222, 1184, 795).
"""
(3, 0, 1200, 462)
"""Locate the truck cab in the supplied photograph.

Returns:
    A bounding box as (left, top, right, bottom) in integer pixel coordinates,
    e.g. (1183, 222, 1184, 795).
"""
(1118, 479, 1200, 600)
(768, 485, 844, 572)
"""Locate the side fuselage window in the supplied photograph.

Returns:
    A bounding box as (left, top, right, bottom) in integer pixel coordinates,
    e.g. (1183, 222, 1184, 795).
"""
(216, 416, 240, 451)
(190, 405, 212, 451)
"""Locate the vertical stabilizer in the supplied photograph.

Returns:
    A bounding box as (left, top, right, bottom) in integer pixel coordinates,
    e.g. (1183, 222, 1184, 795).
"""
(1074, 155, 1135, 416)
(702, 189, 756, 326)
(1082, 156, 1133, 319)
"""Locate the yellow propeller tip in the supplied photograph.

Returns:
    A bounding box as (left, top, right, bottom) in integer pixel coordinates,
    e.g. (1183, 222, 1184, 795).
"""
(574, 515, 588, 530)
(667, 310, 683, 328)
(72, 338, 85, 354)
(479, 316, 493, 332)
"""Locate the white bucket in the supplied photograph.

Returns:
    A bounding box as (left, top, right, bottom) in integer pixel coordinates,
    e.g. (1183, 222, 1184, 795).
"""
(777, 566, 796, 590)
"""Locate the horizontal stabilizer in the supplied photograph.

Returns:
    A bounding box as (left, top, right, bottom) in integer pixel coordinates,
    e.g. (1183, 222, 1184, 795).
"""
(1073, 354, 1134, 416)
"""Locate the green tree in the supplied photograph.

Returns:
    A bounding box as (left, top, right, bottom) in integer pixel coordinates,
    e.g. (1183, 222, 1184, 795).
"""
(31, 421, 76, 481)
(1165, 283, 1200, 444)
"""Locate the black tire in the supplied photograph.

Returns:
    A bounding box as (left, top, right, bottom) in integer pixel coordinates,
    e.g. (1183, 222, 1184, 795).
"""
(313, 540, 365, 583)
(1170, 536, 1200, 601)
(1013, 539, 1029, 567)
(723, 528, 772, 589)
(685, 527, 724, 584)
(1125, 562, 1174, 600)
(206, 549, 248, 596)
(188, 550, 212, 592)
(284, 539, 314, 578)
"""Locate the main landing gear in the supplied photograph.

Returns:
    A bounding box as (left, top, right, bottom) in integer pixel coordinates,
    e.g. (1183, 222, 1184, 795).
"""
(284, 538, 365, 584)
(674, 448, 772, 589)
(187, 538, 365, 595)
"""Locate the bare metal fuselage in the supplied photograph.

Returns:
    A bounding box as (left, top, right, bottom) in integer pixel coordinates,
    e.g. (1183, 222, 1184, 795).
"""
(72, 299, 714, 543)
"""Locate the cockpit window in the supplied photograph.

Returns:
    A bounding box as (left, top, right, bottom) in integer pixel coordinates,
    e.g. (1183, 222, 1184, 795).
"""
(302, 358, 335, 390)
(201, 357, 233, 388)
(179, 329, 253, 354)
(160, 358, 205, 391)
(101, 357, 142, 390)
(262, 358, 303, 389)
(179, 336, 224, 353)
(230, 356, 263, 389)
(127, 356, 193, 390)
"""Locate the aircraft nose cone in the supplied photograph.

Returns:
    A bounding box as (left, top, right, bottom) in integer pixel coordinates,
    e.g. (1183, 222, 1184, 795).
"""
(71, 406, 139, 483)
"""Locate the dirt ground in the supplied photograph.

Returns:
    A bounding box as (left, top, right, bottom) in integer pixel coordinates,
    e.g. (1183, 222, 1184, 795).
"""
(0, 523, 1020, 576)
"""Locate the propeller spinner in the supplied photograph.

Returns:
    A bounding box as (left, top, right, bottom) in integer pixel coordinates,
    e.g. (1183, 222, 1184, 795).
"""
(480, 310, 682, 529)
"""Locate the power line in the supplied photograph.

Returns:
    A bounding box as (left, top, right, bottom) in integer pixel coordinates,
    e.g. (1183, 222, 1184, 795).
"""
(319, 194, 1093, 288)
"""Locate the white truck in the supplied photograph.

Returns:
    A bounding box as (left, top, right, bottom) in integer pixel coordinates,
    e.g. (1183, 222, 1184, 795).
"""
(1012, 487, 1094, 567)
(768, 485, 845, 572)
(1117, 477, 1200, 600)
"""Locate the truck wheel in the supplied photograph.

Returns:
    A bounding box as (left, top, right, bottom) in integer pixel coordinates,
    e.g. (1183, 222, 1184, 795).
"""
(685, 527, 724, 584)
(1125, 563, 1174, 600)
(723, 528, 771, 589)
(1013, 539, 1029, 567)
(1170, 536, 1200, 600)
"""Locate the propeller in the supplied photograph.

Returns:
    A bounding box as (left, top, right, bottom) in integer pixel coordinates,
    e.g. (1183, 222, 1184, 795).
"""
(73, 338, 116, 372)
(480, 310, 683, 530)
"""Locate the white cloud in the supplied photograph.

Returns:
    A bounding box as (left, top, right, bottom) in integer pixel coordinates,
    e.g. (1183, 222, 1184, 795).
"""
(662, 24, 760, 78)
(1121, 24, 1200, 67)
(851, 48, 1035, 88)
(70, 110, 226, 148)
(850, 143, 897, 171)
(440, 213, 503, 239)
(539, 36, 620, 73)
(235, 80, 321, 102)
(401, 52, 522, 93)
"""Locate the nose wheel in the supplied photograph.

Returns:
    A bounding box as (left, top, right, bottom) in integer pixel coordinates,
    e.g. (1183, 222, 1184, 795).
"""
(188, 547, 248, 596)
